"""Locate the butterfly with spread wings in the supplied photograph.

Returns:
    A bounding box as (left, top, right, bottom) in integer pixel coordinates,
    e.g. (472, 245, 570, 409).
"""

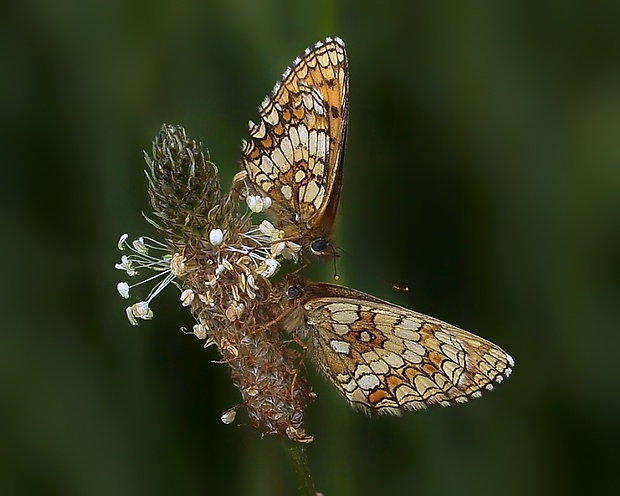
(236, 37, 348, 257)
(283, 282, 514, 413)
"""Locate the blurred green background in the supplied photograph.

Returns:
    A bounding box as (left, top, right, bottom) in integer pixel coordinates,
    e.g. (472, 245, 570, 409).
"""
(2, 1, 619, 495)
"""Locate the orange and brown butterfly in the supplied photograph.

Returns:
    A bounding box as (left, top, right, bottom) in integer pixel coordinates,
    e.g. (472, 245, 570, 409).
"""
(282, 282, 514, 413)
(233, 37, 348, 258)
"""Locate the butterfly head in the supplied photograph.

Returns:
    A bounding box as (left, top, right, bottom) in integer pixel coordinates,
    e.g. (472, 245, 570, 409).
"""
(310, 237, 337, 258)
(307, 235, 340, 280)
(285, 284, 304, 301)
(301, 221, 338, 258)
(310, 237, 328, 254)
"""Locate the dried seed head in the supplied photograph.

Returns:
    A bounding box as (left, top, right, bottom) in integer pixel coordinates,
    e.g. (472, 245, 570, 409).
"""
(116, 124, 315, 442)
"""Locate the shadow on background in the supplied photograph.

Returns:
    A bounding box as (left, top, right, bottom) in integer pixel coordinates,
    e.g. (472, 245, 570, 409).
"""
(2, 1, 619, 495)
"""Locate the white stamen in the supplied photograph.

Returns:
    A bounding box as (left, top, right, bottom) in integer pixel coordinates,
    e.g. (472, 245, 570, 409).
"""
(271, 240, 286, 257)
(247, 274, 259, 290)
(117, 282, 130, 299)
(246, 195, 261, 212)
(125, 306, 138, 325)
(259, 258, 280, 278)
(132, 237, 148, 254)
(115, 255, 138, 276)
(209, 228, 224, 246)
(259, 220, 276, 236)
(221, 409, 236, 424)
(247, 195, 273, 213)
(193, 323, 207, 340)
(131, 301, 153, 320)
(180, 289, 194, 307)
(117, 233, 129, 250)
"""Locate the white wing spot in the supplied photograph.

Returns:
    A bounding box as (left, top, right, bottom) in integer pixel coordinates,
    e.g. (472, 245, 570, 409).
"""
(330, 340, 351, 355)
(332, 323, 350, 336)
(358, 374, 380, 390)
(260, 155, 275, 175)
(384, 353, 405, 368)
(395, 328, 420, 341)
(289, 125, 300, 149)
(404, 340, 425, 356)
(332, 310, 358, 324)
(402, 349, 423, 364)
(281, 184, 292, 200)
(434, 330, 453, 344)
(308, 129, 318, 156)
(368, 357, 389, 374)
(395, 385, 417, 403)
(441, 344, 463, 365)
(295, 169, 306, 182)
(297, 124, 309, 149)
(304, 180, 320, 204)
(317, 53, 331, 67)
(271, 146, 289, 173)
(316, 131, 327, 156)
(302, 92, 315, 110)
(280, 136, 293, 161)
(399, 318, 421, 331)
(341, 377, 357, 393)
(264, 102, 279, 126)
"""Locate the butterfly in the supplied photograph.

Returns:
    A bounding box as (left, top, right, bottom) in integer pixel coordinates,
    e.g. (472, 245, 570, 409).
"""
(237, 37, 349, 257)
(282, 282, 514, 413)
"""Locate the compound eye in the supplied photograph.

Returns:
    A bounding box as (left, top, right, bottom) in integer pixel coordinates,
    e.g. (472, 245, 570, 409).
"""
(311, 238, 329, 253)
(286, 286, 304, 300)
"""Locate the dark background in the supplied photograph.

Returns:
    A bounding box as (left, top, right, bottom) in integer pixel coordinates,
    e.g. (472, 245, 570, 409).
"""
(2, 1, 619, 495)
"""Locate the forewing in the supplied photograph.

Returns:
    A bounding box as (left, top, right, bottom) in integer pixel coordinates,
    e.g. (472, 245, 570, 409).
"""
(303, 290, 514, 414)
(241, 37, 348, 233)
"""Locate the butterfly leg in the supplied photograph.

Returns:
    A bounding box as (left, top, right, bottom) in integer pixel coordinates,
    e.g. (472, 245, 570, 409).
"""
(290, 334, 309, 401)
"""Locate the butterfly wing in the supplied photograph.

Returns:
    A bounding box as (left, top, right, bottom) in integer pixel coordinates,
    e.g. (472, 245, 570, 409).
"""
(241, 37, 348, 249)
(297, 284, 514, 414)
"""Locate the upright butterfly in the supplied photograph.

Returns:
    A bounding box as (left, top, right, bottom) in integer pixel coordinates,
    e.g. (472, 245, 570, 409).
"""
(283, 282, 514, 413)
(236, 37, 348, 257)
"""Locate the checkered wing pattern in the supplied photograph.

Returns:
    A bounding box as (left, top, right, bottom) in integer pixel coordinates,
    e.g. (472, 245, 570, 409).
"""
(287, 283, 514, 413)
(241, 37, 348, 253)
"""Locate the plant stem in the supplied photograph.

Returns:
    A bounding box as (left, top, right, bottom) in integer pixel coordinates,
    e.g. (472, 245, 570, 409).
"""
(281, 440, 316, 495)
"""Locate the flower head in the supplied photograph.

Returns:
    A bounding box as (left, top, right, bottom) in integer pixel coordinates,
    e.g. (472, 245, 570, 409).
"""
(114, 124, 314, 442)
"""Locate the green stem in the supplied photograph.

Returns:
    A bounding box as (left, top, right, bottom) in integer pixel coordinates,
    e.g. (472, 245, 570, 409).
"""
(281, 440, 316, 495)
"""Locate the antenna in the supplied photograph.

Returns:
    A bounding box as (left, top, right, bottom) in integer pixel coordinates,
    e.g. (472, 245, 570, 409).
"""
(331, 244, 340, 281)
